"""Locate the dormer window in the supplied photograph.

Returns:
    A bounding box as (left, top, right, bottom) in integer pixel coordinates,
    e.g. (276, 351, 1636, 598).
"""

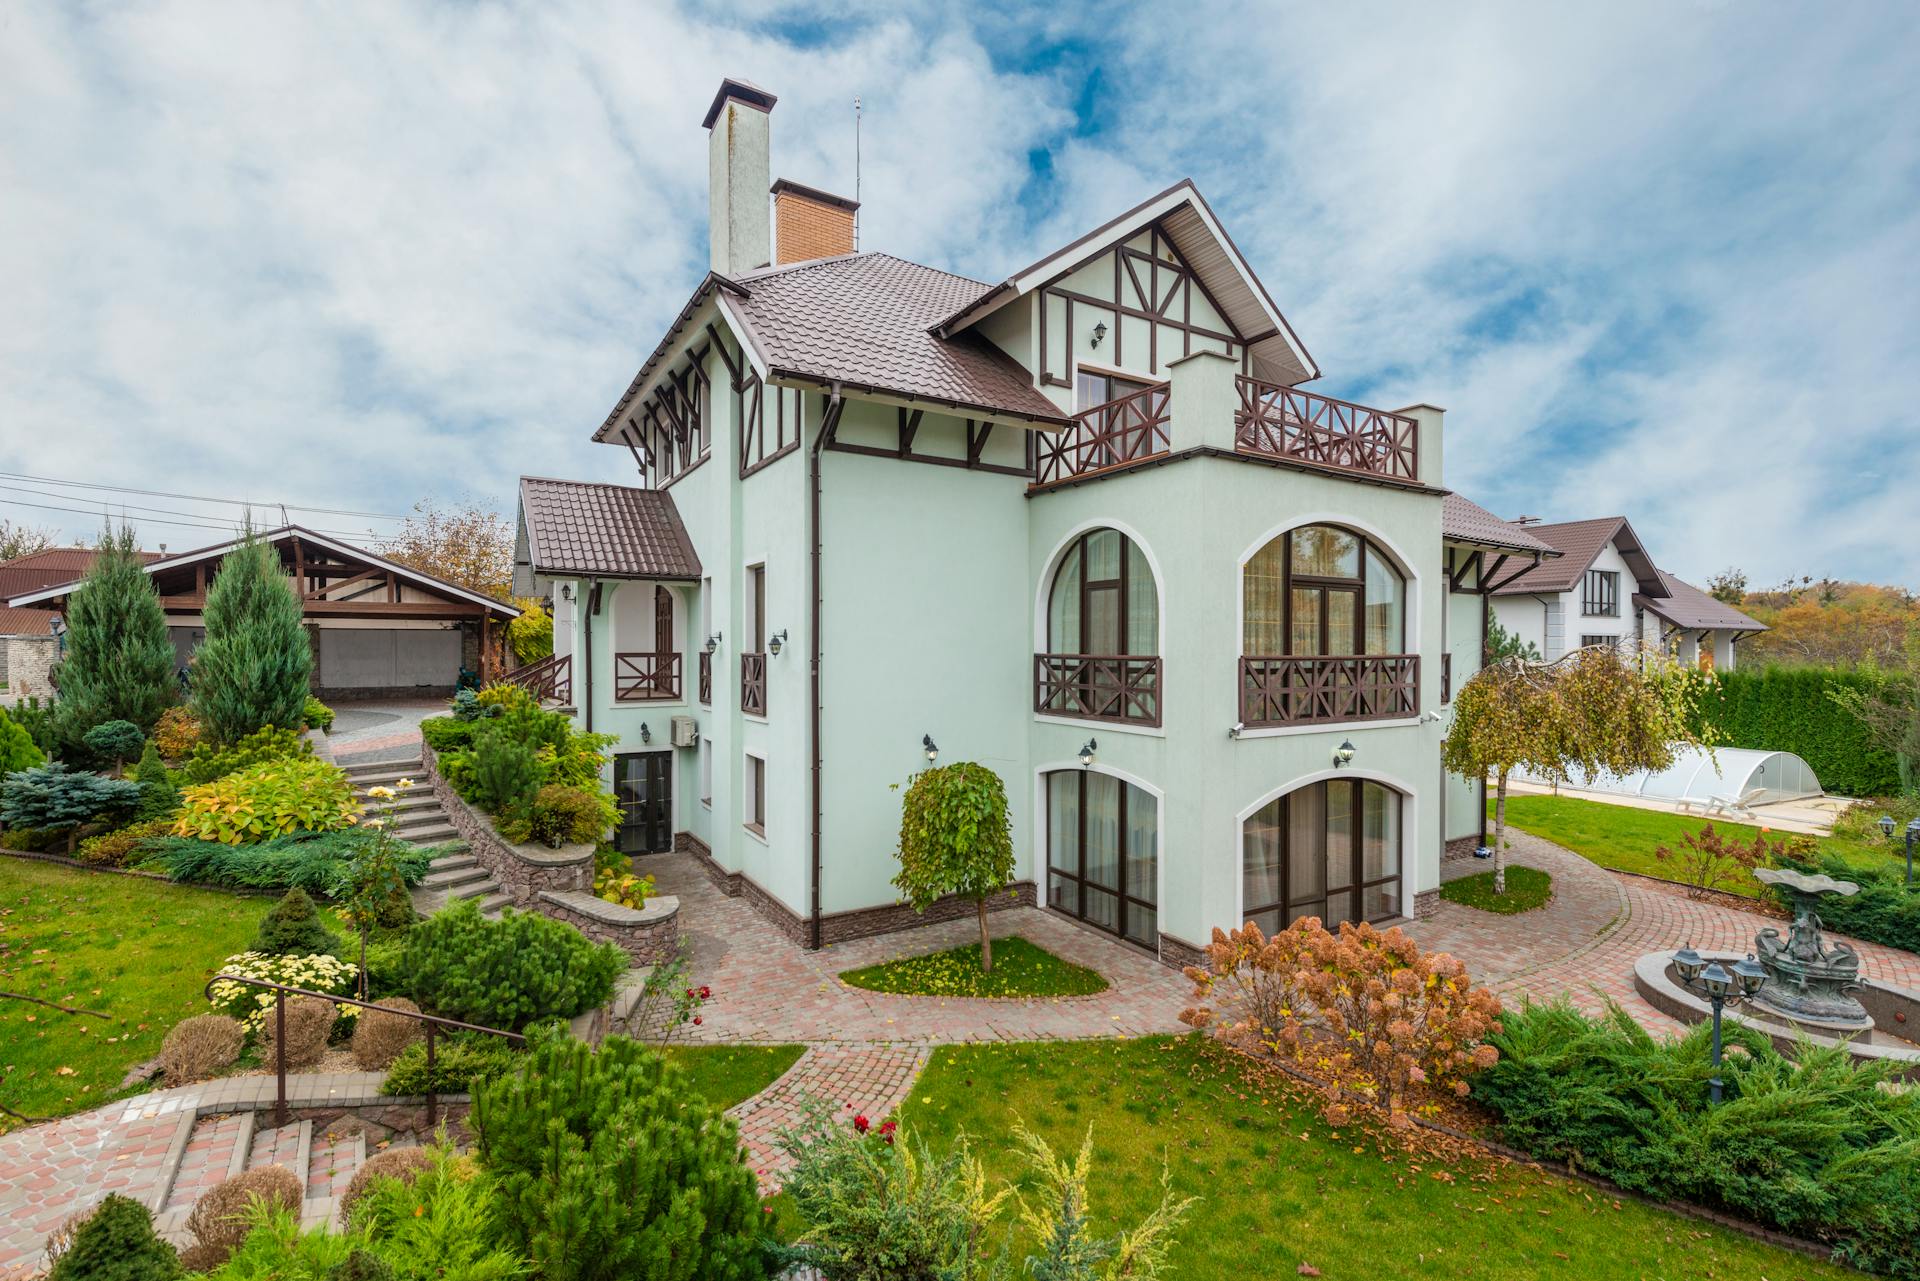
(1582, 570, 1620, 617)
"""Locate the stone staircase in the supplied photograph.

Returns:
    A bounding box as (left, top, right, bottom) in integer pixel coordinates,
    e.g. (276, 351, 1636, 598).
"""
(342, 757, 511, 920)
(153, 1110, 410, 1237)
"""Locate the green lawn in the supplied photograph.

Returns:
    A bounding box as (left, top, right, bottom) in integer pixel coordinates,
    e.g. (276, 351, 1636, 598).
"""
(1441, 865, 1554, 914)
(893, 1037, 1856, 1281)
(1491, 792, 1894, 898)
(0, 857, 273, 1130)
(839, 936, 1108, 998)
(663, 1043, 805, 1112)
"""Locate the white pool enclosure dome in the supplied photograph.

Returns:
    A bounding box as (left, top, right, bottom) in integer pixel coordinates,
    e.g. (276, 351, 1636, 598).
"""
(1517, 746, 1824, 806)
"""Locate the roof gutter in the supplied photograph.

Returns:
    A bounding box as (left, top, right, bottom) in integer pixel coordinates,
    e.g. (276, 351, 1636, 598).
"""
(809, 384, 847, 951)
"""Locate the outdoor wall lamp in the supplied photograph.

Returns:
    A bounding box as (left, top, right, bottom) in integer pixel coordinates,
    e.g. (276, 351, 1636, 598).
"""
(640, 722, 652, 745)
(1906, 818, 1919, 886)
(1333, 739, 1356, 768)
(1671, 944, 1768, 1104)
(1090, 321, 1107, 348)
(1078, 738, 1097, 768)
(560, 584, 574, 602)
(1881, 815, 1898, 840)
(768, 628, 789, 657)
(704, 631, 722, 654)
(922, 735, 939, 764)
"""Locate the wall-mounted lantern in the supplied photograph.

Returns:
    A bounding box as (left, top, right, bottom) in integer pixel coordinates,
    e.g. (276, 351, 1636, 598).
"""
(922, 735, 939, 764)
(1078, 738, 1098, 768)
(704, 631, 723, 654)
(1090, 321, 1108, 349)
(640, 722, 652, 745)
(1333, 739, 1356, 769)
(768, 628, 789, 657)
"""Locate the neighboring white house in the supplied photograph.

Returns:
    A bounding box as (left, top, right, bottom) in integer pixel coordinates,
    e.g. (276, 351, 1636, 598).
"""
(1488, 516, 1763, 670)
(503, 77, 1590, 966)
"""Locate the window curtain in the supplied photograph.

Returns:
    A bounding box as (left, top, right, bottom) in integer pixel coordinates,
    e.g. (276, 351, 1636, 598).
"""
(1364, 547, 1404, 654)
(1126, 545, 1157, 655)
(1048, 548, 1082, 651)
(1243, 539, 1287, 654)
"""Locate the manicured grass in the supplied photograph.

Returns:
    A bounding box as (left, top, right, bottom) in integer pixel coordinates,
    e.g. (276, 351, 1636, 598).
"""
(662, 1043, 805, 1112)
(838, 936, 1108, 998)
(0, 857, 273, 1131)
(1491, 792, 1892, 898)
(893, 1037, 1857, 1281)
(1441, 865, 1554, 914)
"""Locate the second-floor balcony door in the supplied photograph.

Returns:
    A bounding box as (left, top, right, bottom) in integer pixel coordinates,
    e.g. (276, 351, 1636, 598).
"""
(1037, 527, 1160, 726)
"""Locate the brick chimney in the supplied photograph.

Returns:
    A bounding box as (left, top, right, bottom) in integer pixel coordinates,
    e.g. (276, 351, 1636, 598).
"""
(771, 179, 859, 265)
(703, 78, 777, 276)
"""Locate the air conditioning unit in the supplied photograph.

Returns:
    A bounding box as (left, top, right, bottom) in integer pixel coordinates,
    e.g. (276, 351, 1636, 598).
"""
(670, 716, 699, 748)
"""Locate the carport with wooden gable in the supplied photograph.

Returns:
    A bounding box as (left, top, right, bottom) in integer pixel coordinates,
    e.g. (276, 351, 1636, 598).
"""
(7, 525, 520, 699)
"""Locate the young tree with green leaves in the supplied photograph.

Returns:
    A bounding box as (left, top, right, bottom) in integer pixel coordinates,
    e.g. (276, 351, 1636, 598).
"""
(893, 762, 1016, 973)
(191, 531, 312, 744)
(1484, 617, 1542, 663)
(1443, 645, 1711, 893)
(54, 523, 176, 742)
(0, 708, 45, 774)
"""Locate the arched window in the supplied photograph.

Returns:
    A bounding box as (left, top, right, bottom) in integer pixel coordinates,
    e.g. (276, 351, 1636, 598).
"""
(1242, 779, 1402, 931)
(1036, 528, 1160, 725)
(1045, 769, 1158, 946)
(1243, 525, 1405, 657)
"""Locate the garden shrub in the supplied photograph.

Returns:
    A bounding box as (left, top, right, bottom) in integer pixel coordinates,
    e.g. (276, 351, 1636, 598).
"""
(401, 899, 625, 1030)
(471, 1034, 767, 1281)
(45, 1193, 182, 1281)
(380, 1031, 522, 1096)
(181, 724, 312, 785)
(51, 524, 177, 749)
(190, 531, 312, 745)
(152, 705, 203, 759)
(515, 783, 615, 848)
(0, 763, 141, 852)
(474, 682, 536, 716)
(893, 761, 1016, 973)
(418, 714, 475, 751)
(261, 994, 338, 1069)
(303, 695, 335, 731)
(185, 1164, 303, 1262)
(1472, 999, 1920, 1277)
(470, 728, 540, 816)
(74, 816, 176, 866)
(252, 886, 342, 956)
(1653, 822, 1812, 898)
(506, 600, 553, 664)
(338, 1147, 436, 1227)
(1691, 665, 1908, 798)
(81, 719, 144, 773)
(208, 952, 358, 1032)
(0, 705, 46, 773)
(594, 866, 655, 909)
(434, 748, 479, 800)
(173, 756, 359, 844)
(141, 829, 436, 895)
(1182, 917, 1503, 1115)
(194, 1203, 359, 1276)
(350, 997, 421, 1070)
(342, 1144, 525, 1277)
(326, 1250, 397, 1281)
(158, 1013, 245, 1086)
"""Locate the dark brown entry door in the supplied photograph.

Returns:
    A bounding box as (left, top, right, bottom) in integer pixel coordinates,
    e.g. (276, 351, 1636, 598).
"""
(615, 752, 672, 854)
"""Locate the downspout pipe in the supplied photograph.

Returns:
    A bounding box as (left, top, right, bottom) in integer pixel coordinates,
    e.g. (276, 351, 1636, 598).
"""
(584, 578, 602, 732)
(809, 385, 846, 951)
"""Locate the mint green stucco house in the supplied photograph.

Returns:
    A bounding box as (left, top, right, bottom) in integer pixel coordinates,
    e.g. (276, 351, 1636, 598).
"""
(510, 77, 1557, 966)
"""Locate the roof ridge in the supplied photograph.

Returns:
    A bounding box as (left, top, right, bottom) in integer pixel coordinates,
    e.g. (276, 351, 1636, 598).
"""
(735, 250, 992, 292)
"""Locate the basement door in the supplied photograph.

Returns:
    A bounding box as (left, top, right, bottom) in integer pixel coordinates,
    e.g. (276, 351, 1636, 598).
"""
(615, 751, 673, 855)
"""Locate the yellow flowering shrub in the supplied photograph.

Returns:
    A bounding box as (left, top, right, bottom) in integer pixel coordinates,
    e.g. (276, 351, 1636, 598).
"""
(173, 757, 360, 845)
(207, 951, 358, 1033)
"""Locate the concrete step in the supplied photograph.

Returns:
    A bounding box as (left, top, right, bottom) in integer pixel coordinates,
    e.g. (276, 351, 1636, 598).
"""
(402, 827, 462, 849)
(342, 762, 426, 785)
(420, 863, 491, 892)
(247, 1119, 314, 1191)
(352, 791, 441, 813)
(477, 891, 514, 919)
(161, 1112, 252, 1214)
(427, 852, 479, 874)
(305, 1127, 366, 1208)
(391, 807, 452, 830)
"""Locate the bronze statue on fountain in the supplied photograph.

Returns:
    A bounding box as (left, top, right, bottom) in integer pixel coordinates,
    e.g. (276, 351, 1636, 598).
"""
(1750, 868, 1872, 1033)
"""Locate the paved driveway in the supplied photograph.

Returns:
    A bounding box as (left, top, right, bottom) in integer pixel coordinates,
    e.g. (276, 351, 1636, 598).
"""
(322, 697, 444, 764)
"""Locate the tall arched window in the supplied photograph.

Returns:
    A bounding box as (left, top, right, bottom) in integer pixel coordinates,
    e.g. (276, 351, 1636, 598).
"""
(1045, 769, 1158, 947)
(1240, 525, 1414, 726)
(1036, 528, 1160, 724)
(1242, 779, 1403, 931)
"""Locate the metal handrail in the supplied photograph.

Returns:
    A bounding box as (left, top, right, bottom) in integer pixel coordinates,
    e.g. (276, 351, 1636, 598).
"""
(204, 973, 524, 1127)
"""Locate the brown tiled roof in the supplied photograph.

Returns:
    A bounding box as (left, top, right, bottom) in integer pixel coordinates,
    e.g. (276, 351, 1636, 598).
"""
(518, 477, 703, 581)
(0, 546, 161, 601)
(1441, 494, 1558, 555)
(727, 254, 1070, 425)
(1486, 517, 1666, 598)
(0, 606, 56, 637)
(1640, 571, 1765, 632)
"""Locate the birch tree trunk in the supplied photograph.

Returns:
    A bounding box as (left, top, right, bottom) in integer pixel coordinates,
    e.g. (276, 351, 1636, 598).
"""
(1493, 770, 1510, 894)
(977, 898, 993, 973)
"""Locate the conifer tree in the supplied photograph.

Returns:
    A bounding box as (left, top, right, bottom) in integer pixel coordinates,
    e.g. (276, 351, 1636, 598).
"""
(54, 523, 176, 743)
(191, 530, 312, 744)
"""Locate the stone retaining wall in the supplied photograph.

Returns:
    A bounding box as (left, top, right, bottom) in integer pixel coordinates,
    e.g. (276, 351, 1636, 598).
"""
(420, 740, 593, 906)
(538, 889, 679, 965)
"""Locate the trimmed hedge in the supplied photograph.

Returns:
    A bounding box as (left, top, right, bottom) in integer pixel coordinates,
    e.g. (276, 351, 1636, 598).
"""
(1691, 666, 1907, 798)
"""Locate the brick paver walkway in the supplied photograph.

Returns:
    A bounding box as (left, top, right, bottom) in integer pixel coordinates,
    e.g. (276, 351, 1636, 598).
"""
(725, 1043, 930, 1185)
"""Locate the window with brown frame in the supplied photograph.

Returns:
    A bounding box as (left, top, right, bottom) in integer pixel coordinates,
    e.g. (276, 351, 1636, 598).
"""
(1044, 769, 1158, 947)
(1035, 527, 1162, 726)
(1074, 369, 1152, 411)
(744, 753, 765, 835)
(1582, 569, 1620, 617)
(1242, 779, 1403, 931)
(1243, 525, 1405, 657)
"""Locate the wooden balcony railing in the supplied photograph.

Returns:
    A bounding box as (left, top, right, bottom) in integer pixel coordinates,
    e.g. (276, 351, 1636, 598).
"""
(613, 651, 682, 702)
(1234, 378, 1419, 482)
(740, 651, 768, 717)
(1034, 654, 1162, 727)
(1033, 382, 1171, 488)
(698, 651, 712, 705)
(1240, 654, 1419, 727)
(500, 651, 571, 704)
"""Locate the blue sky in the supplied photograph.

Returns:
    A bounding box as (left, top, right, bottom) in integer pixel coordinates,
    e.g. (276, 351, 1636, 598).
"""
(2, 0, 1916, 587)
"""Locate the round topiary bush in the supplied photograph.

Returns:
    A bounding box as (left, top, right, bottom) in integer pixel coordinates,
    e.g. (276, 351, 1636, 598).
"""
(184, 1164, 303, 1262)
(251, 887, 341, 957)
(159, 1013, 245, 1086)
(338, 1146, 435, 1226)
(350, 997, 422, 1070)
(260, 995, 337, 1070)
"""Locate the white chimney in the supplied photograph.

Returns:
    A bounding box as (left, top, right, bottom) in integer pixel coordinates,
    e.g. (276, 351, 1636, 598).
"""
(703, 78, 777, 277)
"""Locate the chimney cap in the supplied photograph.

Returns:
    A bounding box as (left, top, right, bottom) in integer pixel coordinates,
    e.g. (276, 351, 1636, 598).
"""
(770, 177, 860, 212)
(703, 77, 778, 129)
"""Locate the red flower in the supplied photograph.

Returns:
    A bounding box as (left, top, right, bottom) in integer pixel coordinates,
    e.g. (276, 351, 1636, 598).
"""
(692, 1015, 703, 1026)
(699, 985, 712, 1000)
(852, 1114, 870, 1134)
(878, 1119, 897, 1144)
(684, 987, 695, 998)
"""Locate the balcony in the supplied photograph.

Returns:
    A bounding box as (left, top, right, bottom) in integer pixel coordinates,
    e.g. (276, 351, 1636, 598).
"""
(1240, 654, 1419, 728)
(740, 651, 767, 717)
(500, 652, 571, 705)
(1234, 377, 1419, 481)
(613, 652, 682, 702)
(1032, 383, 1170, 488)
(698, 650, 712, 705)
(1034, 654, 1162, 727)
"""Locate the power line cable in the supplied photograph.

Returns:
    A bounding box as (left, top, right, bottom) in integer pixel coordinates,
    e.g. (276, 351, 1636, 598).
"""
(0, 494, 379, 543)
(0, 470, 408, 521)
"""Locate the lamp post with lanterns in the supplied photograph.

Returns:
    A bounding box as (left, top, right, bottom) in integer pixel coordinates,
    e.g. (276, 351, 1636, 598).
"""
(1671, 945, 1769, 1104)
